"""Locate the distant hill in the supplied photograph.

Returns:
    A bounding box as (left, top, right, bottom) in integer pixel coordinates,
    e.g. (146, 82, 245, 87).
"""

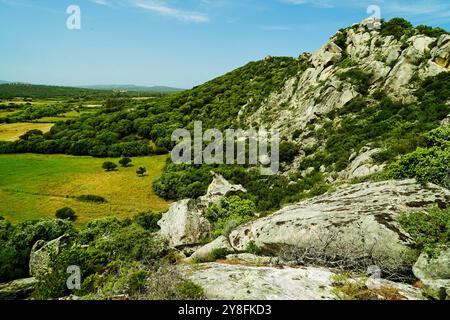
(0, 80, 9, 84)
(0, 83, 173, 99)
(81, 85, 184, 93)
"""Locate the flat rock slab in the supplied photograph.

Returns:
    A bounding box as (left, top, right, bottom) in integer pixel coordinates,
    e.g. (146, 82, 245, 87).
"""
(182, 263, 336, 300)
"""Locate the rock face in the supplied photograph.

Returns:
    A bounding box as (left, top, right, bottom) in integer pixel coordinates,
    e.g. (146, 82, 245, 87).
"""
(248, 23, 449, 133)
(244, 20, 449, 178)
(0, 278, 37, 300)
(158, 173, 246, 248)
(29, 235, 69, 278)
(413, 249, 450, 300)
(229, 180, 450, 274)
(181, 263, 423, 300)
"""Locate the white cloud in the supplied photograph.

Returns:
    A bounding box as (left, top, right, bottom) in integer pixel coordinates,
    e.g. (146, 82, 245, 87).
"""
(90, 0, 209, 23)
(132, 1, 209, 23)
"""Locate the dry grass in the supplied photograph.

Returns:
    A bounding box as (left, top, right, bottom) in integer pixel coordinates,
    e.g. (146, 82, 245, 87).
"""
(0, 123, 54, 141)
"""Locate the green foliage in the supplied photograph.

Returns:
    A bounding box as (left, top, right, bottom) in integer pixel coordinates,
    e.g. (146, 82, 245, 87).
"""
(279, 140, 300, 164)
(334, 29, 348, 50)
(33, 220, 167, 299)
(205, 196, 256, 237)
(380, 18, 414, 40)
(55, 207, 77, 221)
(102, 161, 118, 172)
(398, 207, 450, 257)
(337, 68, 372, 94)
(76, 195, 107, 203)
(209, 248, 228, 261)
(119, 157, 132, 167)
(136, 166, 147, 177)
(246, 241, 263, 255)
(19, 129, 44, 140)
(0, 57, 305, 157)
(388, 126, 450, 187)
(0, 219, 74, 282)
(0, 83, 163, 100)
(133, 212, 162, 232)
(415, 25, 449, 38)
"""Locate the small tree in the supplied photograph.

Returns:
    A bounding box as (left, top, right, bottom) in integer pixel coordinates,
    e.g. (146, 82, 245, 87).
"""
(102, 161, 118, 172)
(55, 207, 76, 221)
(136, 167, 147, 177)
(119, 157, 132, 167)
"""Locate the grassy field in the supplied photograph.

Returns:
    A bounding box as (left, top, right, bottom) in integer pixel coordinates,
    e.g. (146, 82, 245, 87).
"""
(0, 154, 171, 224)
(0, 123, 54, 141)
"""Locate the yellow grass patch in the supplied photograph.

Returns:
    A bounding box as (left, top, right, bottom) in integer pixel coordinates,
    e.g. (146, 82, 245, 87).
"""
(0, 123, 54, 141)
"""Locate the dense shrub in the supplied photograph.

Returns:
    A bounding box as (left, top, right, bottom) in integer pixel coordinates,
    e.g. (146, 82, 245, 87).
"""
(133, 212, 163, 232)
(380, 18, 414, 40)
(119, 157, 132, 167)
(399, 207, 450, 257)
(55, 207, 77, 221)
(205, 196, 256, 237)
(102, 161, 118, 172)
(76, 195, 107, 203)
(388, 126, 450, 187)
(0, 219, 74, 282)
(337, 68, 372, 94)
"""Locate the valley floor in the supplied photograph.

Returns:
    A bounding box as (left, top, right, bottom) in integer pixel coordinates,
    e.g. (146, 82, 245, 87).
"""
(0, 153, 171, 224)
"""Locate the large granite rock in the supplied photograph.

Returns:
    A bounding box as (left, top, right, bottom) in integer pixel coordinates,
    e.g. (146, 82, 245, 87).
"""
(158, 173, 246, 248)
(0, 278, 37, 300)
(181, 263, 423, 300)
(413, 248, 450, 300)
(29, 235, 69, 278)
(229, 180, 450, 274)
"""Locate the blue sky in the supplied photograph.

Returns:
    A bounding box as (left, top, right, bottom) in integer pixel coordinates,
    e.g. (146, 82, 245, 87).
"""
(1, 0, 449, 88)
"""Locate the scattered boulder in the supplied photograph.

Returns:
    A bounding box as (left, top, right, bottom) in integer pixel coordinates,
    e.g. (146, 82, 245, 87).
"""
(344, 147, 385, 179)
(198, 172, 247, 208)
(158, 199, 213, 248)
(29, 235, 69, 278)
(0, 278, 37, 300)
(229, 180, 450, 276)
(158, 173, 246, 248)
(413, 248, 450, 300)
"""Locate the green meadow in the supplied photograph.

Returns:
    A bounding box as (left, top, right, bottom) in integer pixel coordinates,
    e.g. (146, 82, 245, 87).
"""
(0, 154, 171, 225)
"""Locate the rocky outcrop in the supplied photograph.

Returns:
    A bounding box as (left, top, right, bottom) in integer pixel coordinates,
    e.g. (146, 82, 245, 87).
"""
(246, 20, 449, 152)
(229, 180, 450, 274)
(0, 278, 37, 300)
(181, 263, 423, 300)
(344, 147, 385, 179)
(158, 173, 246, 248)
(413, 249, 450, 300)
(29, 235, 69, 278)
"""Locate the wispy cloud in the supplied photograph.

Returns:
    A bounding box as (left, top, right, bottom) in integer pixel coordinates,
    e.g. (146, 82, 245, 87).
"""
(90, 0, 209, 23)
